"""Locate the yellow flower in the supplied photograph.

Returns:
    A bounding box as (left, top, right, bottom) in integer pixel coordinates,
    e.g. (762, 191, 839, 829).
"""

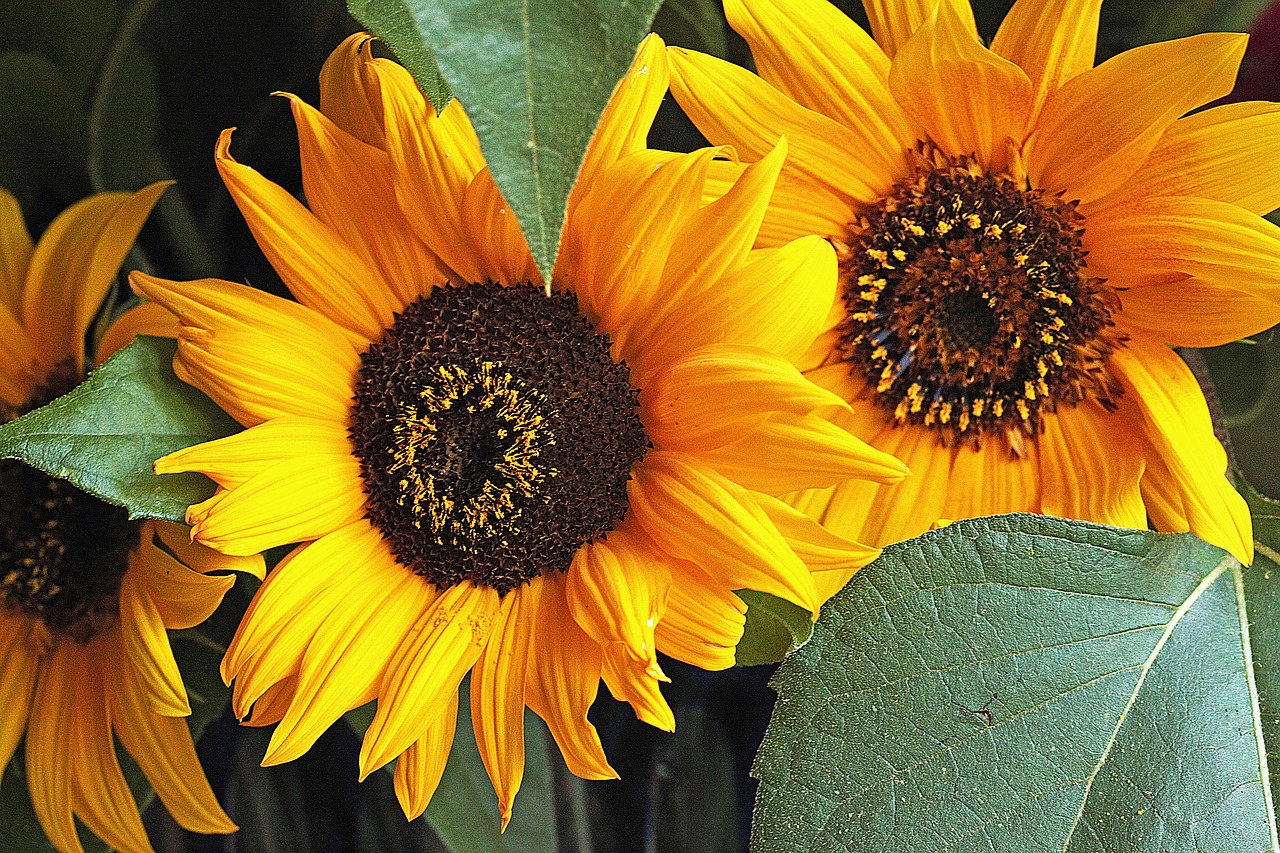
(131, 33, 907, 826)
(668, 0, 1277, 587)
(0, 185, 265, 853)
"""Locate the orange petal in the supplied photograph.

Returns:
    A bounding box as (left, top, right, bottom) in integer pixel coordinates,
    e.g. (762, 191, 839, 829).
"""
(118, 570, 190, 716)
(471, 582, 538, 830)
(601, 644, 674, 731)
(24, 182, 169, 372)
(1117, 280, 1280, 350)
(393, 690, 459, 820)
(461, 168, 539, 286)
(1102, 102, 1280, 217)
(95, 301, 177, 365)
(152, 519, 266, 582)
(108, 633, 236, 834)
(990, 0, 1103, 121)
(524, 574, 616, 780)
(1038, 401, 1147, 529)
(655, 563, 746, 671)
(25, 645, 82, 853)
(0, 613, 37, 774)
(319, 33, 387, 148)
(566, 526, 671, 668)
(1028, 33, 1246, 202)
(862, 0, 977, 59)
(216, 127, 398, 341)
(285, 93, 443, 306)
(264, 551, 431, 766)
(628, 451, 818, 614)
(724, 0, 916, 179)
(642, 343, 849, 452)
(0, 187, 33, 312)
(889, 2, 1033, 170)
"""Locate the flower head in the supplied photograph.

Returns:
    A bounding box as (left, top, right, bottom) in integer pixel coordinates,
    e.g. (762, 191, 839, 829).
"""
(668, 0, 1277, 583)
(132, 33, 907, 825)
(0, 185, 264, 853)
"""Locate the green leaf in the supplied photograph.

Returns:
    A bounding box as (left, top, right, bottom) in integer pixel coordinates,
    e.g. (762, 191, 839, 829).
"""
(653, 0, 728, 57)
(346, 0, 453, 111)
(346, 677, 558, 852)
(389, 0, 664, 284)
(752, 514, 1278, 852)
(0, 336, 240, 524)
(735, 589, 814, 667)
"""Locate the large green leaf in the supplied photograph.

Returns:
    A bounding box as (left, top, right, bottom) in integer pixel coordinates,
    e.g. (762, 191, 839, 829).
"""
(753, 514, 1278, 853)
(384, 0, 663, 284)
(0, 336, 240, 524)
(346, 678, 558, 852)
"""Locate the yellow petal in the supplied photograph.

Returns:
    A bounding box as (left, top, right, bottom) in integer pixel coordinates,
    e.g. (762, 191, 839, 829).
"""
(600, 644, 674, 731)
(129, 272, 360, 428)
(265, 551, 431, 766)
(118, 570, 190, 716)
(524, 574, 616, 781)
(108, 633, 236, 834)
(941, 432, 1042, 521)
(375, 61, 488, 283)
(990, 0, 1102, 121)
(183, 454, 365, 556)
(628, 451, 818, 614)
(285, 93, 443, 306)
(1028, 33, 1247, 203)
(0, 302, 38, 407)
(0, 614, 38, 774)
(1102, 102, 1280, 217)
(862, 0, 977, 59)
(472, 582, 538, 831)
(360, 582, 501, 778)
(724, 0, 916, 179)
(319, 33, 387, 148)
(216, 127, 398, 341)
(244, 675, 296, 728)
(156, 415, 351, 489)
(1109, 336, 1251, 563)
(223, 524, 381, 715)
(565, 147, 717, 343)
(393, 691, 459, 820)
(752, 491, 882, 572)
(95, 301, 177, 365)
(642, 343, 850, 452)
(574, 34, 669, 204)
(889, 1, 1033, 171)
(1038, 400, 1147, 530)
(153, 519, 266, 581)
(655, 562, 746, 671)
(24, 182, 169, 372)
(667, 46, 891, 206)
(0, 187, 33, 312)
(637, 237, 838, 382)
(692, 411, 909, 495)
(566, 526, 671, 668)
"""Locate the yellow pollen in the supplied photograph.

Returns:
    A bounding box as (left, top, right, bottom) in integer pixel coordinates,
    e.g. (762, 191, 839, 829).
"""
(966, 214, 982, 229)
(935, 221, 953, 236)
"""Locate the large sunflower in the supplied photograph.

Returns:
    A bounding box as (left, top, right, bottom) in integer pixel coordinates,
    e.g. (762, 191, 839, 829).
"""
(668, 0, 1276, 590)
(0, 185, 264, 853)
(131, 33, 906, 825)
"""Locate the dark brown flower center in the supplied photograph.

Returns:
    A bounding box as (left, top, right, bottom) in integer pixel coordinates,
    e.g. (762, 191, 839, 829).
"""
(348, 282, 650, 595)
(0, 361, 140, 643)
(837, 145, 1125, 452)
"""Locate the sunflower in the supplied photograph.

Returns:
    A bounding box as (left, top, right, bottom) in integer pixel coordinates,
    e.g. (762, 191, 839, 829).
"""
(667, 0, 1276, 592)
(131, 33, 907, 825)
(0, 184, 265, 853)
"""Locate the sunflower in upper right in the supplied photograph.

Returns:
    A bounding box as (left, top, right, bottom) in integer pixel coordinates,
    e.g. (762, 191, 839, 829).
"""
(668, 0, 1280, 590)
